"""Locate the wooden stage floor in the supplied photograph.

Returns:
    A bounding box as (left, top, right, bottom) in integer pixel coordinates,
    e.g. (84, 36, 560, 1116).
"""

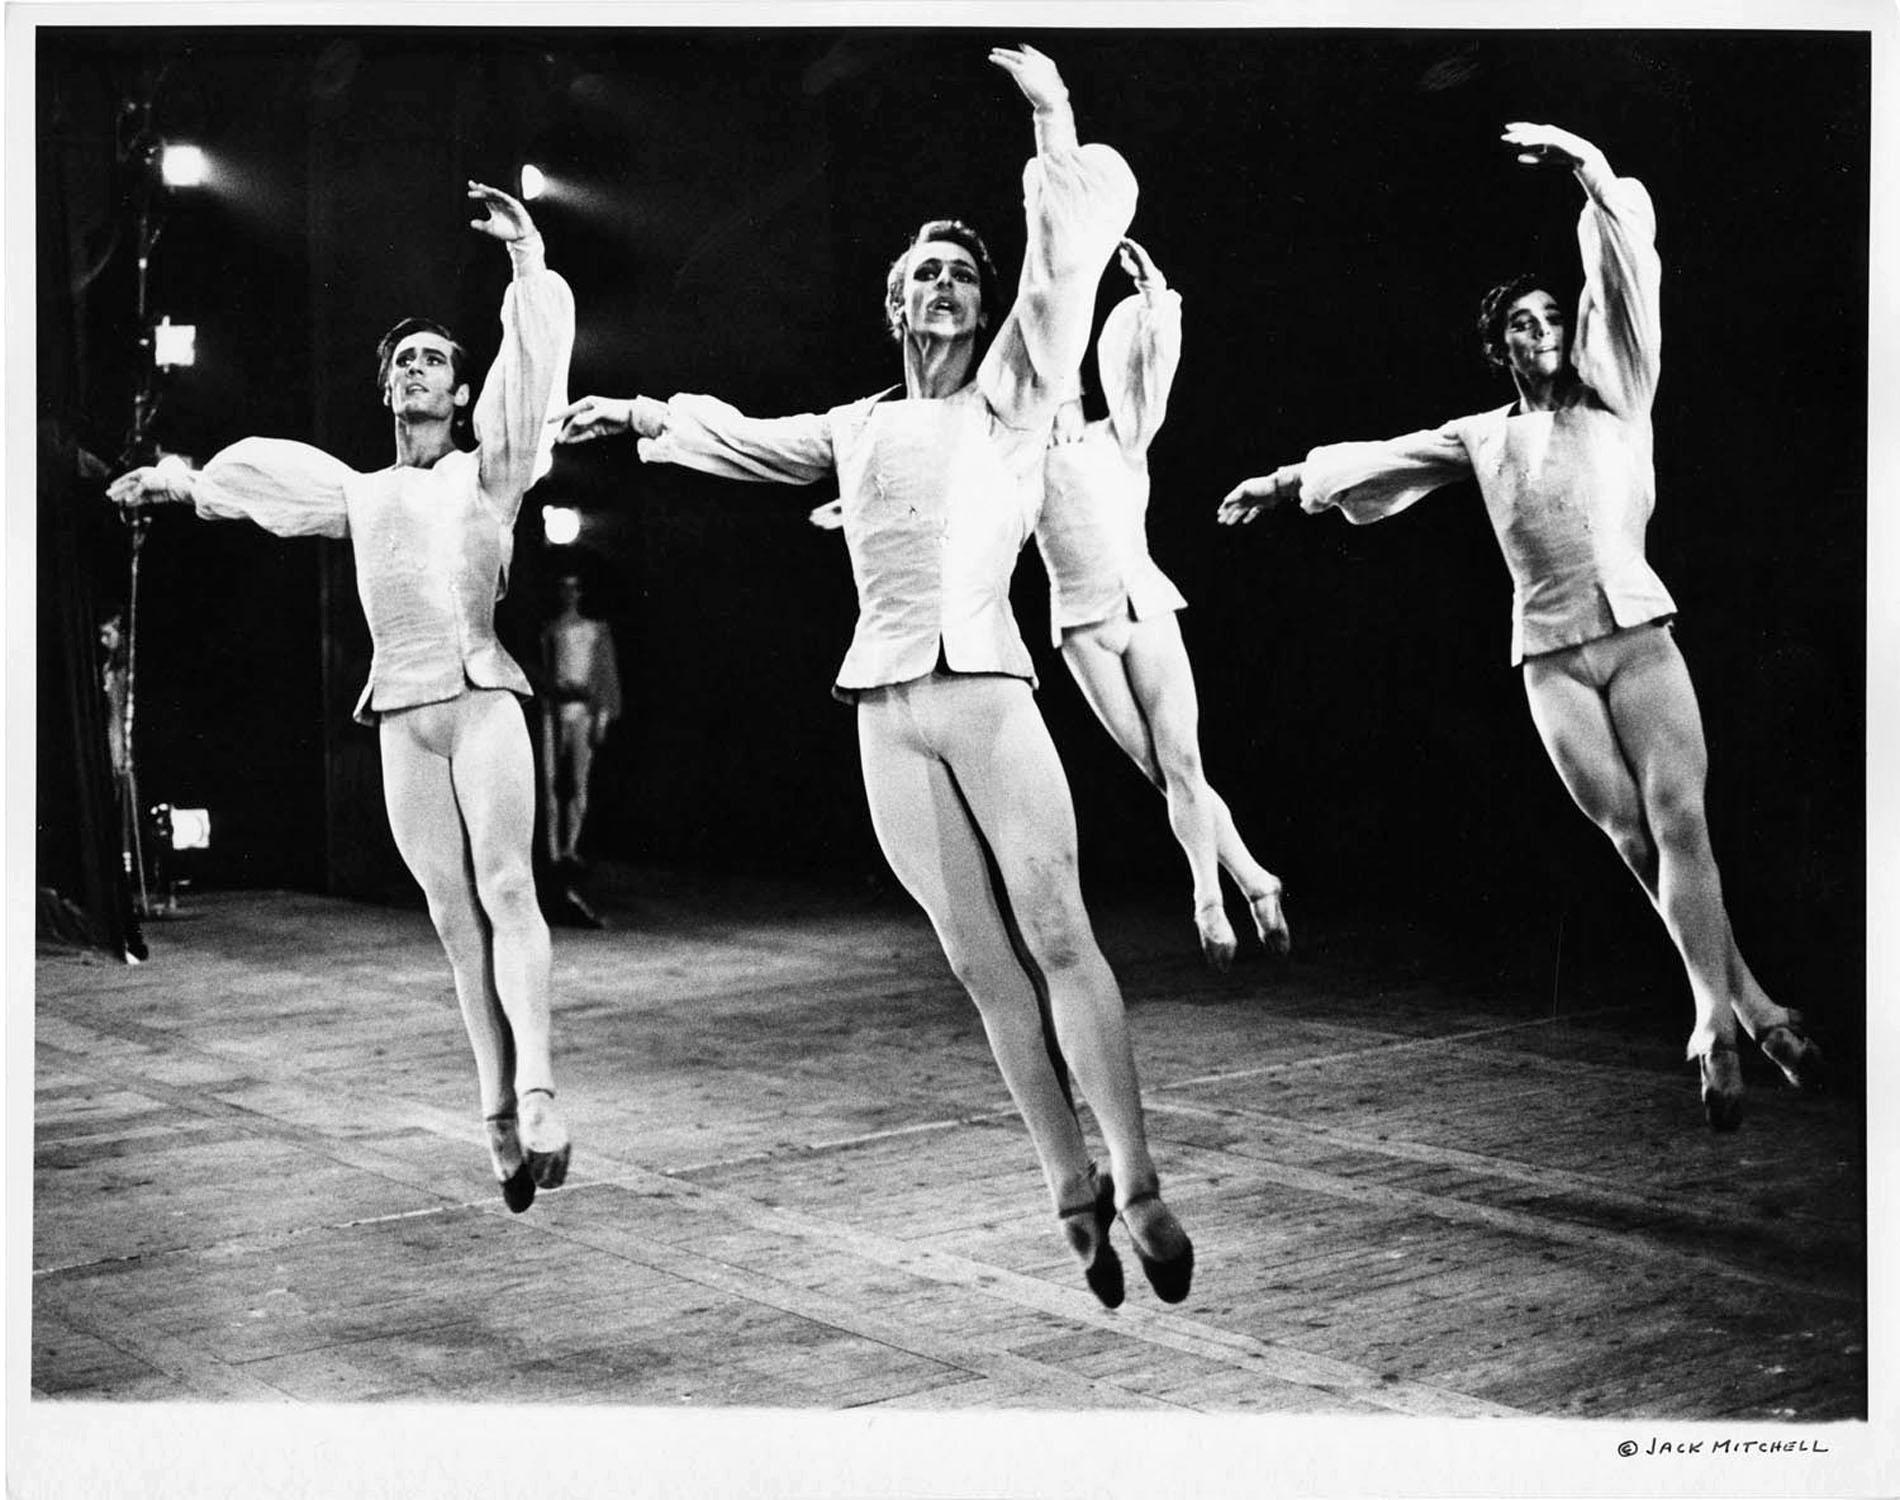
(29, 864, 1866, 1435)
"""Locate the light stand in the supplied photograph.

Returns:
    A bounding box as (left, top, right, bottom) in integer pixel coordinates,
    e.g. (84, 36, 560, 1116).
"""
(111, 82, 198, 919)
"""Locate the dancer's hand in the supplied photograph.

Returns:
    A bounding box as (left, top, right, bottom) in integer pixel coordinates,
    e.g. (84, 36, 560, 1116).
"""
(808, 499, 845, 530)
(468, 180, 537, 242)
(550, 394, 665, 445)
(107, 455, 194, 509)
(1501, 122, 1607, 176)
(1118, 237, 1166, 295)
(990, 45, 1068, 113)
(1217, 466, 1302, 525)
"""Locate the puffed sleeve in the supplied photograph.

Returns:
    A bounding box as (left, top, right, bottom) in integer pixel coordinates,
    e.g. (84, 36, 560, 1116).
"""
(193, 437, 354, 538)
(1569, 164, 1661, 418)
(1094, 287, 1182, 461)
(636, 394, 836, 486)
(1299, 422, 1474, 525)
(474, 232, 576, 519)
(978, 142, 1140, 429)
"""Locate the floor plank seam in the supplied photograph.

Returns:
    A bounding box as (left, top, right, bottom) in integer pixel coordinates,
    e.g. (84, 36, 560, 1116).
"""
(1151, 1002, 1652, 1092)
(1155, 1139, 1861, 1309)
(1140, 1098, 1859, 1233)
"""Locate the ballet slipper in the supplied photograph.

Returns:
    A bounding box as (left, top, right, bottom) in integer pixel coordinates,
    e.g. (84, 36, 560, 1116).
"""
(1756, 1012, 1825, 1092)
(1248, 879, 1291, 958)
(1118, 1186, 1194, 1304)
(484, 1111, 536, 1214)
(1694, 1041, 1744, 1132)
(1057, 1166, 1125, 1309)
(1194, 901, 1237, 972)
(518, 1087, 572, 1190)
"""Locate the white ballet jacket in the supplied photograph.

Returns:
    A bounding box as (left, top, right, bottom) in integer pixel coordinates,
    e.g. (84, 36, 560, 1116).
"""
(1035, 284, 1190, 646)
(185, 234, 575, 721)
(1297, 160, 1677, 665)
(635, 142, 1139, 695)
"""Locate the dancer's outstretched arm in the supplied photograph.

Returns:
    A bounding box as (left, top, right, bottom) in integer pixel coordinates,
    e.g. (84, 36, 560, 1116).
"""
(108, 442, 354, 538)
(1215, 465, 1304, 526)
(555, 388, 838, 487)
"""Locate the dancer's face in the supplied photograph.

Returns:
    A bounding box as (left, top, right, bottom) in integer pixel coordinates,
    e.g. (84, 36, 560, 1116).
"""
(1501, 291, 1568, 383)
(898, 241, 985, 342)
(385, 331, 470, 420)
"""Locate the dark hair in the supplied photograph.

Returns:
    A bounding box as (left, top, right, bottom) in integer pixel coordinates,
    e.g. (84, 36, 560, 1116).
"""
(375, 317, 474, 441)
(1476, 272, 1558, 372)
(884, 219, 1004, 353)
(375, 316, 470, 392)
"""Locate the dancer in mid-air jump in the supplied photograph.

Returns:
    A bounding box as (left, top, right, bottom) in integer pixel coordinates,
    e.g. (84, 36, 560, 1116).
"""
(813, 233, 1291, 971)
(1037, 235, 1289, 970)
(1219, 123, 1821, 1130)
(555, 46, 1194, 1306)
(110, 180, 577, 1204)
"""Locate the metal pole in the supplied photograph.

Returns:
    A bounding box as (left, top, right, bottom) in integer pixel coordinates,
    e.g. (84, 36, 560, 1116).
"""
(123, 512, 153, 916)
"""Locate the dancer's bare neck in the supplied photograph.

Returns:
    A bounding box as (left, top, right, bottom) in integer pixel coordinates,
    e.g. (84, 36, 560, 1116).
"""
(903, 334, 977, 401)
(392, 414, 458, 469)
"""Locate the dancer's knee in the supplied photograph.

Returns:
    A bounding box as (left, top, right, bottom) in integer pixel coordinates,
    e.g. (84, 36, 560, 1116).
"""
(1010, 863, 1094, 975)
(424, 893, 488, 965)
(1645, 778, 1712, 860)
(475, 860, 541, 930)
(939, 935, 1027, 1011)
(1153, 734, 1207, 798)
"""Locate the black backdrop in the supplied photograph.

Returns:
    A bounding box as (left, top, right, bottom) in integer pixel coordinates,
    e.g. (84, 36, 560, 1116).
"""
(36, 25, 1867, 1025)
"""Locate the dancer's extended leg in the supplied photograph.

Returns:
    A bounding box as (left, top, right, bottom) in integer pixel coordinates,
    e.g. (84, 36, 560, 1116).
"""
(382, 700, 524, 1186)
(925, 675, 1191, 1295)
(857, 684, 1092, 1211)
(1603, 628, 1816, 1084)
(450, 690, 568, 1184)
(1524, 627, 1748, 1125)
(1125, 612, 1288, 956)
(1062, 612, 1287, 962)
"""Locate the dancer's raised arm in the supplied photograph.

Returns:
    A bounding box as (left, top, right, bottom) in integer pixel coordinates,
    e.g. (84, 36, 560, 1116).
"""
(1502, 121, 1660, 418)
(977, 47, 1137, 427)
(1096, 237, 1181, 461)
(467, 180, 576, 517)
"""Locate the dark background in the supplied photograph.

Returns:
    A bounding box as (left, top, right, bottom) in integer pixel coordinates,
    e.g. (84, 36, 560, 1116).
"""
(37, 26, 1867, 1027)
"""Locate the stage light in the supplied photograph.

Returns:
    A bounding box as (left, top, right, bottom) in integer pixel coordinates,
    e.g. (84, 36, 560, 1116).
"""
(169, 808, 211, 851)
(148, 804, 211, 852)
(153, 316, 196, 368)
(159, 143, 208, 187)
(542, 505, 581, 545)
(520, 164, 547, 201)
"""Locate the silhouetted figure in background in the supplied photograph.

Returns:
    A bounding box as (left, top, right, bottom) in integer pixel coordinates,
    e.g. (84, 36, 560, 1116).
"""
(539, 572, 621, 867)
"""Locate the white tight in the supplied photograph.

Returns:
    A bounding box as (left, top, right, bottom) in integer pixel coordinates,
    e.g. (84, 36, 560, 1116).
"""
(1522, 623, 1792, 1057)
(1060, 607, 1279, 912)
(857, 672, 1159, 1213)
(380, 688, 555, 1116)
(540, 701, 599, 861)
